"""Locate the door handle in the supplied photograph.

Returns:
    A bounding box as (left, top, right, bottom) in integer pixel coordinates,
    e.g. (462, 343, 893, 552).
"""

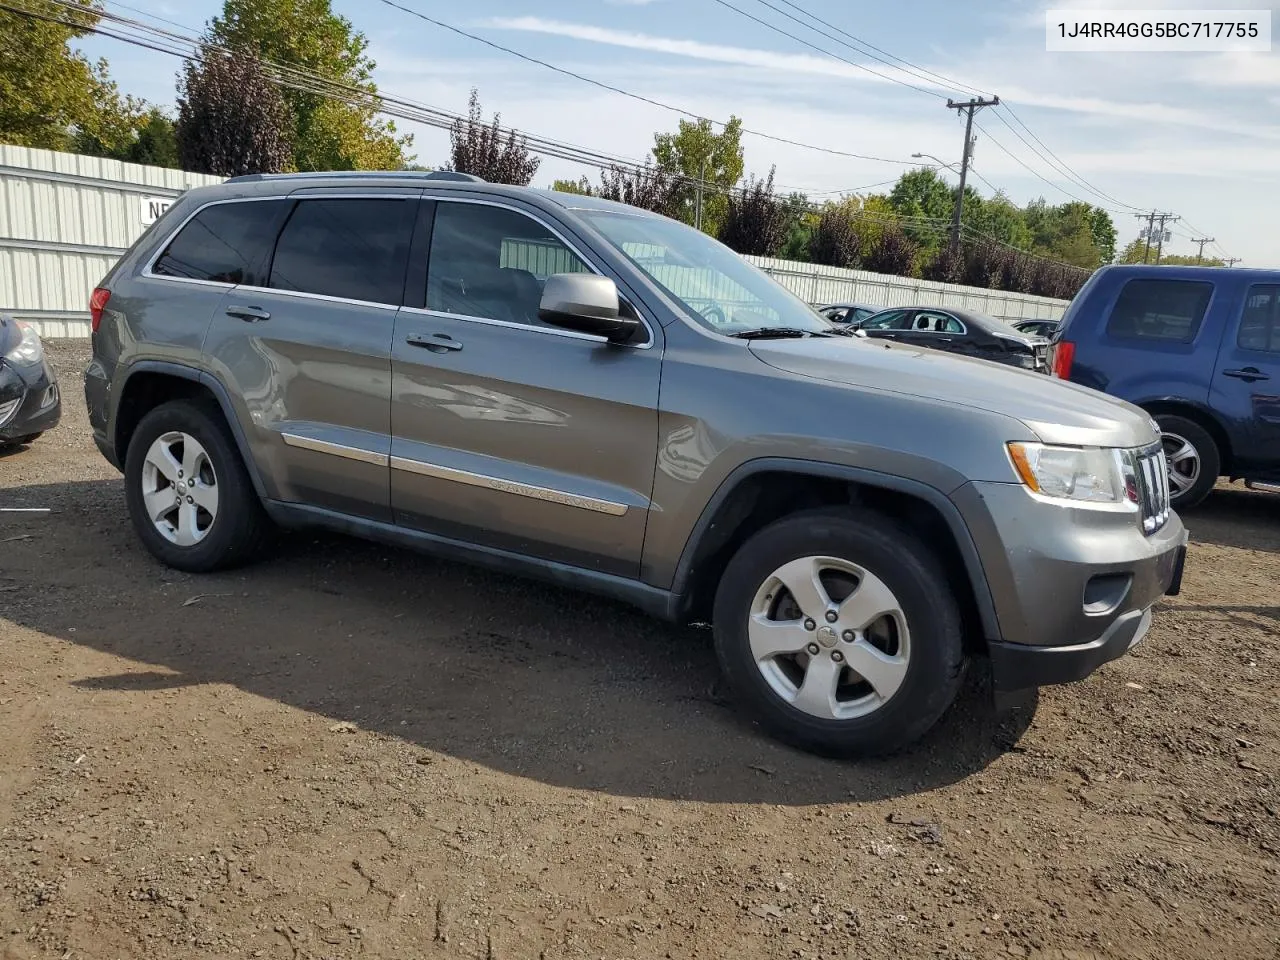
(406, 332, 463, 353)
(226, 305, 270, 322)
(1223, 367, 1270, 382)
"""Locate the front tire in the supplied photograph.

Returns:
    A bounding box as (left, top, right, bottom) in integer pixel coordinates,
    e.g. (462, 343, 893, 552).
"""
(712, 508, 965, 758)
(1156, 414, 1219, 510)
(124, 399, 269, 572)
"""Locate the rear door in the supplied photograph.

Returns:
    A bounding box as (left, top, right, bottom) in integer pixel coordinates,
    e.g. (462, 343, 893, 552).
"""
(858, 309, 913, 341)
(1210, 283, 1280, 472)
(897, 310, 970, 355)
(202, 190, 418, 521)
(388, 197, 662, 577)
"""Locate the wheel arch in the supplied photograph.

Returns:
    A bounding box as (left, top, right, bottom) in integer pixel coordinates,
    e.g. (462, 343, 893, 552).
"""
(114, 361, 268, 499)
(669, 458, 1000, 648)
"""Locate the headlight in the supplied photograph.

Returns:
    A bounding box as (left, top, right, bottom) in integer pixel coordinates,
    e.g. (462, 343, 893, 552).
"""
(1007, 442, 1134, 504)
(4, 322, 44, 367)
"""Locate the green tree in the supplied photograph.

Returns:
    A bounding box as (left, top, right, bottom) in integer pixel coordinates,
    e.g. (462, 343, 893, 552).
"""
(1024, 199, 1106, 269)
(778, 193, 815, 262)
(1117, 238, 1223, 266)
(1089, 207, 1117, 265)
(551, 177, 593, 196)
(0, 0, 143, 153)
(887, 168, 954, 255)
(968, 191, 1031, 249)
(209, 0, 411, 170)
(75, 107, 180, 168)
(652, 117, 744, 235)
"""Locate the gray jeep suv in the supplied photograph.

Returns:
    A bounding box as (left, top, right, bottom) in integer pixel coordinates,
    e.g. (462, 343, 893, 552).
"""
(85, 171, 1188, 756)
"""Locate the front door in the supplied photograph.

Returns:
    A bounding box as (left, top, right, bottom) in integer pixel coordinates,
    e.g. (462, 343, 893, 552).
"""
(202, 192, 418, 521)
(389, 198, 662, 577)
(1210, 283, 1280, 474)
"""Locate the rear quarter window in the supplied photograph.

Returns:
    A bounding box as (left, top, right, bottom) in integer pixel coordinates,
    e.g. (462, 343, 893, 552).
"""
(1105, 278, 1213, 343)
(151, 200, 286, 284)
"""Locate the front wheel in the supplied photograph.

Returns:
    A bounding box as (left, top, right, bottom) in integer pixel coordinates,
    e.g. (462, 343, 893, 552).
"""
(712, 508, 966, 758)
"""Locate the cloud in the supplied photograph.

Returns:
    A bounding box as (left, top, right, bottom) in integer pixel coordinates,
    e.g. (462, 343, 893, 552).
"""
(1187, 53, 1280, 88)
(484, 16, 956, 93)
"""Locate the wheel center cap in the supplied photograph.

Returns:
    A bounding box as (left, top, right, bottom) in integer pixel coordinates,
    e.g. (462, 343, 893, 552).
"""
(816, 625, 838, 648)
(176, 481, 187, 495)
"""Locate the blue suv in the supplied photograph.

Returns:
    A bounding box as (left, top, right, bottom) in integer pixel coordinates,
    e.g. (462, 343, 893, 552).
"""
(1052, 264, 1280, 509)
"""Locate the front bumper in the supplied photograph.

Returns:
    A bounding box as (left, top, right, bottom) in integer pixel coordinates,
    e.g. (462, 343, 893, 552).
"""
(953, 480, 1189, 690)
(0, 357, 60, 441)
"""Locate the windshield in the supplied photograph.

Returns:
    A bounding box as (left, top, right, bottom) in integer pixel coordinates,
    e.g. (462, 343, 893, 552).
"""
(580, 210, 832, 335)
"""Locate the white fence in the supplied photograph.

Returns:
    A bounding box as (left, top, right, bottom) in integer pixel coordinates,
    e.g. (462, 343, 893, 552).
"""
(1, 148, 1069, 337)
(0, 146, 224, 337)
(744, 256, 1069, 322)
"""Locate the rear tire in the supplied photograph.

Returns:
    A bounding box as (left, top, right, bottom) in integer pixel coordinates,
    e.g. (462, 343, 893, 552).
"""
(1156, 414, 1219, 510)
(124, 399, 269, 572)
(712, 507, 966, 758)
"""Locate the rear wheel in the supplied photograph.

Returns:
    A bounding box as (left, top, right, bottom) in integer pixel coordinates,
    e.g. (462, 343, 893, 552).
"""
(1156, 414, 1219, 510)
(124, 400, 269, 572)
(712, 508, 966, 757)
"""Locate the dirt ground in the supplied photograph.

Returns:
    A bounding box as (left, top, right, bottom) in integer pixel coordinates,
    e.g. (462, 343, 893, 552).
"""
(0, 340, 1277, 960)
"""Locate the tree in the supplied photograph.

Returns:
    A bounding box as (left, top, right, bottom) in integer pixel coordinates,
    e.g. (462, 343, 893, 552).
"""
(860, 225, 919, 277)
(808, 202, 860, 269)
(652, 117, 744, 235)
(551, 177, 593, 196)
(209, 0, 411, 170)
(718, 168, 789, 257)
(1024, 199, 1107, 269)
(75, 107, 180, 168)
(596, 162, 677, 215)
(1117, 238, 1223, 266)
(888, 167, 954, 254)
(1089, 207, 1117, 265)
(447, 89, 539, 185)
(175, 45, 292, 177)
(0, 0, 144, 153)
(778, 193, 815, 261)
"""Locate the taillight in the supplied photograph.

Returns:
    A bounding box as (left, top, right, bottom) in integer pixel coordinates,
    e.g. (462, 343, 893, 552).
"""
(1051, 339, 1075, 379)
(89, 287, 110, 332)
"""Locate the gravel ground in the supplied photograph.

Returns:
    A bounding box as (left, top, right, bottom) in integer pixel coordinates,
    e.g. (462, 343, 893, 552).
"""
(0, 340, 1277, 960)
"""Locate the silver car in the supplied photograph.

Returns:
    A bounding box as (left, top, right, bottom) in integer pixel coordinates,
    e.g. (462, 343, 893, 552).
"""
(85, 171, 1187, 757)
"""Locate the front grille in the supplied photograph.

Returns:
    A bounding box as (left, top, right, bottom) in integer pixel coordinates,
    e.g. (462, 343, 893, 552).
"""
(1135, 445, 1171, 534)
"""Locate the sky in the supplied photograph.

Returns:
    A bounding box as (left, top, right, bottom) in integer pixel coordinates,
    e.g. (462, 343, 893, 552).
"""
(73, 0, 1280, 266)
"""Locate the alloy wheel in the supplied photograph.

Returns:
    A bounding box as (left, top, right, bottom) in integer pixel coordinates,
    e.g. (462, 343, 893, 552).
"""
(141, 431, 219, 546)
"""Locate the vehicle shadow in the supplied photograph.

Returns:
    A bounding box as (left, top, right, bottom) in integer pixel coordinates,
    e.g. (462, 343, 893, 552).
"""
(1180, 485, 1280, 552)
(2, 479, 1035, 806)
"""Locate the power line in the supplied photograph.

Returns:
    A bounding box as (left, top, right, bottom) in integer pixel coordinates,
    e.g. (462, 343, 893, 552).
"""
(971, 119, 1108, 209)
(706, 0, 943, 98)
(762, 0, 990, 98)
(995, 104, 1144, 213)
(373, 0, 921, 167)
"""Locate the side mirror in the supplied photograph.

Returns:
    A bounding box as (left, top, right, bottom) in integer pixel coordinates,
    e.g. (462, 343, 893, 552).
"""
(538, 274, 640, 344)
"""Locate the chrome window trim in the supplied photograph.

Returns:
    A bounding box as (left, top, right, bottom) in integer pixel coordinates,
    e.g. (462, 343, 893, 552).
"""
(235, 284, 401, 312)
(422, 195, 655, 349)
(280, 432, 389, 466)
(389, 455, 629, 517)
(400, 306, 650, 348)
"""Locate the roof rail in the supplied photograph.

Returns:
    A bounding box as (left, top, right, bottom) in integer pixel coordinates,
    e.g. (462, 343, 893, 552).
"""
(225, 170, 485, 184)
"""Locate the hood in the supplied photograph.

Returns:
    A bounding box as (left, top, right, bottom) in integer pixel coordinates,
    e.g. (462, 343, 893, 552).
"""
(750, 336, 1159, 448)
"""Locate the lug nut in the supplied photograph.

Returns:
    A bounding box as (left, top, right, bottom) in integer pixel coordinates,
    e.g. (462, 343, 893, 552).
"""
(187, 496, 194, 504)
(806, 643, 820, 655)
(803, 618, 816, 631)
(831, 650, 844, 663)
(825, 610, 837, 623)
(842, 630, 854, 642)
(178, 470, 183, 479)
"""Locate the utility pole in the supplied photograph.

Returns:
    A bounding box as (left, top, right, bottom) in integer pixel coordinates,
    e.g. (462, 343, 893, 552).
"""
(945, 96, 999, 249)
(1224, 257, 1242, 268)
(1153, 213, 1179, 263)
(1134, 211, 1156, 263)
(1191, 238, 1215, 264)
(694, 158, 706, 232)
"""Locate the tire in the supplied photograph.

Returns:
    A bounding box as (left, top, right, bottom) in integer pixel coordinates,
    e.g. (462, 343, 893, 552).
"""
(124, 399, 269, 572)
(1156, 414, 1219, 510)
(712, 507, 965, 758)
(17, 433, 41, 444)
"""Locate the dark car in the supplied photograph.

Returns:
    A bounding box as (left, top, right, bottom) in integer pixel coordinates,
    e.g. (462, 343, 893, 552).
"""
(818, 302, 882, 327)
(1052, 263, 1280, 509)
(1013, 318, 1060, 339)
(857, 306, 1050, 371)
(0, 315, 60, 449)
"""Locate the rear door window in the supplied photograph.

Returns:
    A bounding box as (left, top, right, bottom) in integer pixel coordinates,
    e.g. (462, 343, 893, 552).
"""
(268, 198, 415, 305)
(151, 199, 286, 284)
(1105, 279, 1213, 343)
(1237, 285, 1280, 352)
(861, 310, 911, 330)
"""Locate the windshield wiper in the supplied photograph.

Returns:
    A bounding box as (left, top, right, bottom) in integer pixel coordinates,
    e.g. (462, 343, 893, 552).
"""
(729, 327, 835, 340)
